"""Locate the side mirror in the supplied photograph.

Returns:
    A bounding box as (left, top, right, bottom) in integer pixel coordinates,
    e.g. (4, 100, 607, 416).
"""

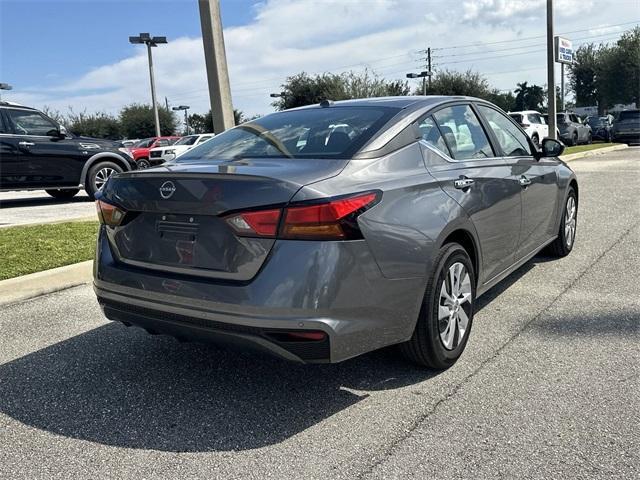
(59, 125, 68, 137)
(538, 138, 565, 158)
(46, 126, 66, 138)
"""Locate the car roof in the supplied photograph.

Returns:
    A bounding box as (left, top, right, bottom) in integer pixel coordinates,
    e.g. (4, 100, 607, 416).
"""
(288, 95, 478, 111)
(0, 101, 36, 110)
(509, 110, 542, 115)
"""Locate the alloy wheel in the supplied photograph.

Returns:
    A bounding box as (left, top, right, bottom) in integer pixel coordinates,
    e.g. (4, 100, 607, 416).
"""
(564, 196, 577, 247)
(438, 262, 472, 350)
(95, 167, 116, 190)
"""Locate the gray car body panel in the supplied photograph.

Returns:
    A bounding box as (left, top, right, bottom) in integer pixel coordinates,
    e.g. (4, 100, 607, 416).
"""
(94, 96, 577, 363)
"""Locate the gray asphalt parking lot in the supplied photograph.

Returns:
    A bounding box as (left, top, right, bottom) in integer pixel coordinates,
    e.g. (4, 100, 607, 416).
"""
(0, 148, 638, 479)
(0, 190, 96, 228)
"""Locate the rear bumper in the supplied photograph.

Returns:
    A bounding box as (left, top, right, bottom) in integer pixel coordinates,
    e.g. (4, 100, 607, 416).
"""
(94, 227, 425, 363)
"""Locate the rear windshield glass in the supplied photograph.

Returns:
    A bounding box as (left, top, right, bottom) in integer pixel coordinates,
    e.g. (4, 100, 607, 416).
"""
(618, 111, 640, 121)
(176, 106, 398, 161)
(508, 113, 523, 124)
(134, 138, 154, 148)
(174, 135, 198, 146)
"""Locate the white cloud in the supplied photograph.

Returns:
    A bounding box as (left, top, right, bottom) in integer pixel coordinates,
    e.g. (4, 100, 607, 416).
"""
(5, 0, 632, 120)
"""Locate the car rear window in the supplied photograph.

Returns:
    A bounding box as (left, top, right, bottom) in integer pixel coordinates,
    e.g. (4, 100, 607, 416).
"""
(618, 111, 640, 121)
(509, 113, 523, 124)
(176, 106, 399, 161)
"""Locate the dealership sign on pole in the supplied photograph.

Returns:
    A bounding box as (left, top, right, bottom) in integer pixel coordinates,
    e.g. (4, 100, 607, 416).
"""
(554, 36, 574, 64)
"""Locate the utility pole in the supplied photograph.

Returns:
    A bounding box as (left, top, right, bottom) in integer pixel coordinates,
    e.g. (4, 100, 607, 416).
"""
(198, 0, 234, 133)
(546, 0, 557, 140)
(129, 33, 167, 137)
(427, 47, 432, 89)
(165, 96, 169, 111)
(560, 63, 565, 112)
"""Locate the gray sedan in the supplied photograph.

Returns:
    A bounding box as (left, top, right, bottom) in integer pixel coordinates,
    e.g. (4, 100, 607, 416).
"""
(93, 96, 578, 369)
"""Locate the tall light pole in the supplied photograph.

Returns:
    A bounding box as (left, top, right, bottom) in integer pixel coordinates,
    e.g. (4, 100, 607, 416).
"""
(172, 105, 190, 135)
(546, 0, 557, 140)
(198, 0, 234, 133)
(129, 33, 167, 137)
(406, 71, 432, 95)
(0, 83, 12, 101)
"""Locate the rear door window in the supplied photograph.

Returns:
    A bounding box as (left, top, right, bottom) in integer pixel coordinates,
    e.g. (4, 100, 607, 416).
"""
(432, 105, 494, 160)
(416, 115, 451, 157)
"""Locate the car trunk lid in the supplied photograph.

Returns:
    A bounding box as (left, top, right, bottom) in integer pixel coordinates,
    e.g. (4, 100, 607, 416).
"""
(100, 158, 347, 281)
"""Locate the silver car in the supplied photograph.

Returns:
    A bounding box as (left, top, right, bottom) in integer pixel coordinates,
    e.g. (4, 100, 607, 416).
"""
(94, 96, 578, 369)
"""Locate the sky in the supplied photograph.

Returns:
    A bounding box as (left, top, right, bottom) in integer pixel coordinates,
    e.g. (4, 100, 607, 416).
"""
(1, 0, 639, 121)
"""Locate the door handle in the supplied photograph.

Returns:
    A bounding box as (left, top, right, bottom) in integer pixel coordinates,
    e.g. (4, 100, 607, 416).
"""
(519, 175, 532, 187)
(454, 177, 475, 190)
(18, 141, 35, 147)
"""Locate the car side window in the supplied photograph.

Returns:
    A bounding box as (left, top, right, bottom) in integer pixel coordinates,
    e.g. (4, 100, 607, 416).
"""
(530, 114, 541, 124)
(156, 139, 169, 147)
(6, 109, 57, 136)
(477, 105, 532, 157)
(432, 105, 494, 160)
(198, 136, 212, 144)
(0, 111, 7, 133)
(416, 115, 451, 157)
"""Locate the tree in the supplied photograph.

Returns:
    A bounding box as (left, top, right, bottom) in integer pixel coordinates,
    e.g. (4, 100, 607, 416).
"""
(272, 70, 409, 110)
(187, 108, 248, 133)
(570, 26, 640, 113)
(66, 109, 121, 139)
(419, 69, 490, 98)
(119, 104, 178, 138)
(485, 89, 516, 112)
(514, 82, 545, 111)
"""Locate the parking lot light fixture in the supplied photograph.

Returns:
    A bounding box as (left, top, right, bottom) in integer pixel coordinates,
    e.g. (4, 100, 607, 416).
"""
(172, 105, 190, 135)
(129, 33, 168, 137)
(406, 71, 432, 95)
(0, 82, 12, 100)
(270, 92, 286, 98)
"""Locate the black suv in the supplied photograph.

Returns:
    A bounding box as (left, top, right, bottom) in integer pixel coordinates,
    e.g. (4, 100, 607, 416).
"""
(0, 102, 136, 200)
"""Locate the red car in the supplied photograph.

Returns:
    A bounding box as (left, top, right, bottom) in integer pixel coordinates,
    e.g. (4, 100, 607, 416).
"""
(129, 136, 181, 168)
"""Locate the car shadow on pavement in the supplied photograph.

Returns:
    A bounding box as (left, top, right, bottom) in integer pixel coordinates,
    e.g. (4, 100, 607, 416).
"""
(0, 322, 440, 452)
(0, 254, 561, 453)
(0, 194, 92, 208)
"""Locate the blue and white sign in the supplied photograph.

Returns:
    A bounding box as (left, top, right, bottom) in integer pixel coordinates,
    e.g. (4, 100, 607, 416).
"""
(555, 36, 574, 64)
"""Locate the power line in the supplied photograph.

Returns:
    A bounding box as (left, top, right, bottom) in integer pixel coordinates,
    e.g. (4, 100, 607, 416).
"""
(429, 20, 638, 51)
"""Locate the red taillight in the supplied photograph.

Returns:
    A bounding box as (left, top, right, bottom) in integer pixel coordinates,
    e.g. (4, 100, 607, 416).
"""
(96, 199, 126, 226)
(224, 191, 379, 240)
(226, 208, 281, 237)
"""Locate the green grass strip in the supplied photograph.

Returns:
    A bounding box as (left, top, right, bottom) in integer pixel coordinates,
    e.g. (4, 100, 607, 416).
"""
(0, 221, 99, 281)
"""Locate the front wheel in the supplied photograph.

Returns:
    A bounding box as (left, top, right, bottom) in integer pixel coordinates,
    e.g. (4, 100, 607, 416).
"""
(547, 186, 577, 257)
(85, 161, 123, 200)
(400, 243, 475, 369)
(571, 132, 578, 146)
(137, 158, 151, 169)
(587, 132, 592, 144)
(45, 189, 79, 200)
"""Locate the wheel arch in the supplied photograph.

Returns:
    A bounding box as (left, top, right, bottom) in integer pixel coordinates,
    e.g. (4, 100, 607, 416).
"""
(79, 153, 131, 187)
(439, 228, 481, 287)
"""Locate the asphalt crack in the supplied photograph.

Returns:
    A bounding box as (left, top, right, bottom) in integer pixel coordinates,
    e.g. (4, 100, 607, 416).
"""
(357, 221, 640, 479)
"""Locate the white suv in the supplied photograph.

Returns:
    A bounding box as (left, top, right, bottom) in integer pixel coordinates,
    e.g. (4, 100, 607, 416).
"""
(147, 133, 214, 167)
(508, 111, 549, 148)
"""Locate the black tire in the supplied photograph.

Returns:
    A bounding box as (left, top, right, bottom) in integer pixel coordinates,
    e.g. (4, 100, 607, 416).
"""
(587, 132, 592, 144)
(400, 243, 476, 369)
(531, 134, 540, 149)
(547, 186, 577, 257)
(85, 161, 123, 200)
(45, 189, 79, 200)
(571, 132, 578, 146)
(137, 158, 151, 169)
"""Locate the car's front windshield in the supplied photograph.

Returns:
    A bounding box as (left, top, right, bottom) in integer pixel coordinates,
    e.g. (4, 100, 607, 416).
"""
(176, 106, 398, 161)
(174, 135, 198, 146)
(134, 138, 154, 148)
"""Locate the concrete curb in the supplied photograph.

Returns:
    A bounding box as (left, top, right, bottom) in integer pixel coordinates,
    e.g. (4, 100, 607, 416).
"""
(560, 143, 628, 162)
(0, 260, 93, 307)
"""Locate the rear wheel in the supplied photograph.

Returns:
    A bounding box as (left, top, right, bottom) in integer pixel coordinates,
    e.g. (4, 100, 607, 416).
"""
(45, 189, 79, 200)
(571, 132, 578, 146)
(587, 132, 593, 144)
(400, 243, 475, 369)
(548, 186, 577, 257)
(85, 161, 123, 200)
(137, 158, 151, 169)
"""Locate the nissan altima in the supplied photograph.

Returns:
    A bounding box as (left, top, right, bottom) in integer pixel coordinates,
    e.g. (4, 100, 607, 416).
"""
(93, 96, 578, 369)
